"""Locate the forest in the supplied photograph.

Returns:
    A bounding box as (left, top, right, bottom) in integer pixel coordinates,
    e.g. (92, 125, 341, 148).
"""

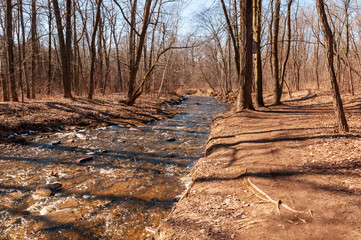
(1, 0, 361, 239)
(0, 1, 359, 110)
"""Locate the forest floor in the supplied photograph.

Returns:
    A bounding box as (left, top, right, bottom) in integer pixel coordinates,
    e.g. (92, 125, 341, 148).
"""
(155, 90, 361, 240)
(0, 93, 183, 143)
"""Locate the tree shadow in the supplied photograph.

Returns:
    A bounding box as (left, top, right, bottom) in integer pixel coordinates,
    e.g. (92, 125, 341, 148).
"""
(206, 133, 360, 156)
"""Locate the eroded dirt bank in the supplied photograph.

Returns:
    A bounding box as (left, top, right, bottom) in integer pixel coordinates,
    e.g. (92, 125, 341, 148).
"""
(155, 91, 361, 239)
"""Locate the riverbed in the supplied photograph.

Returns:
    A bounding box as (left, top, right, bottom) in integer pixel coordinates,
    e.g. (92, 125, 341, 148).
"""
(0, 96, 228, 239)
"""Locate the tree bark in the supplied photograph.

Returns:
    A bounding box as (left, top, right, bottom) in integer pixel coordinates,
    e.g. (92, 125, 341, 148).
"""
(220, 0, 240, 85)
(1, 35, 9, 101)
(272, 0, 281, 105)
(236, 0, 254, 111)
(16, 0, 24, 102)
(316, 0, 349, 132)
(126, 0, 153, 105)
(88, 0, 103, 100)
(52, 0, 72, 98)
(19, 0, 30, 98)
(30, 0, 37, 99)
(47, 0, 52, 95)
(6, 0, 18, 102)
(253, 0, 264, 107)
(279, 0, 293, 96)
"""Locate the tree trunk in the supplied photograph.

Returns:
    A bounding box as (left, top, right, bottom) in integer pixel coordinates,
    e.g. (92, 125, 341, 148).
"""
(279, 0, 293, 95)
(127, 0, 138, 102)
(220, 0, 241, 87)
(236, 0, 254, 111)
(272, 0, 281, 105)
(126, 0, 153, 105)
(16, 1, 24, 102)
(30, 0, 37, 99)
(316, 0, 349, 132)
(47, 0, 52, 95)
(65, 0, 72, 97)
(315, 41, 320, 89)
(19, 0, 30, 99)
(52, 0, 72, 98)
(1, 37, 9, 101)
(73, 3, 79, 96)
(6, 0, 18, 102)
(88, 0, 103, 100)
(253, 0, 264, 107)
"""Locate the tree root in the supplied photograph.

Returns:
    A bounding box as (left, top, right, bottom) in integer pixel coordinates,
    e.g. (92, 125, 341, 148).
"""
(243, 177, 314, 218)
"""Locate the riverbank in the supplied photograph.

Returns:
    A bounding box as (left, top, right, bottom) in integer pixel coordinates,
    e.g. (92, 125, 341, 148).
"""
(155, 90, 361, 239)
(0, 93, 183, 142)
(0, 96, 227, 239)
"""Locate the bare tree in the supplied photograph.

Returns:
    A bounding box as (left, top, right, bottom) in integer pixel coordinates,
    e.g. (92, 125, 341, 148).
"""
(271, 0, 281, 105)
(52, 0, 72, 98)
(253, 0, 264, 107)
(316, 0, 349, 132)
(220, 0, 253, 111)
(235, 0, 254, 111)
(18, 0, 30, 98)
(6, 0, 18, 102)
(0, 17, 9, 101)
(88, 0, 103, 100)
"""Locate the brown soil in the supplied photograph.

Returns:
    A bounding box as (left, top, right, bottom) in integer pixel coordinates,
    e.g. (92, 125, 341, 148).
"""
(155, 90, 361, 240)
(0, 93, 183, 142)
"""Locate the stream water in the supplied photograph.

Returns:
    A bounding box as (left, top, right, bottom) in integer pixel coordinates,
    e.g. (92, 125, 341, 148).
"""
(0, 96, 228, 240)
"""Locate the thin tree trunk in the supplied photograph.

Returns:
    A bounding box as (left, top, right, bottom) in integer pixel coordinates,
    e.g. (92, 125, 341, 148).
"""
(47, 0, 52, 95)
(1, 33, 9, 101)
(126, 0, 153, 105)
(253, 0, 264, 107)
(316, 0, 349, 132)
(220, 0, 240, 86)
(6, 0, 18, 102)
(315, 41, 320, 89)
(19, 0, 29, 98)
(73, 3, 79, 96)
(102, 27, 111, 95)
(279, 0, 293, 96)
(65, 0, 72, 97)
(17, 2, 24, 102)
(344, 0, 354, 95)
(272, 0, 281, 105)
(127, 0, 138, 102)
(88, 0, 102, 100)
(31, 0, 37, 99)
(52, 0, 72, 98)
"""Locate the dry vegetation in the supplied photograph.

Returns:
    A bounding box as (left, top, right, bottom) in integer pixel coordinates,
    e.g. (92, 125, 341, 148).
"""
(0, 94, 183, 141)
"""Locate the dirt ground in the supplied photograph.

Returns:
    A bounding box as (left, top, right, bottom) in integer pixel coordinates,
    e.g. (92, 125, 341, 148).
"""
(155, 90, 361, 240)
(0, 93, 183, 142)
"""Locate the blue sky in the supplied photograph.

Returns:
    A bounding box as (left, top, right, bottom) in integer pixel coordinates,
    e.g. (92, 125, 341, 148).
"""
(180, 0, 215, 33)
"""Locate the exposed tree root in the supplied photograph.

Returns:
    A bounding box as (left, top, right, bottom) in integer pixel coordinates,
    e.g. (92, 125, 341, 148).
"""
(243, 177, 314, 218)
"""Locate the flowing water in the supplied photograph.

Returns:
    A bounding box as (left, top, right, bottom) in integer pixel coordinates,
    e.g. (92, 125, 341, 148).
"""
(0, 96, 228, 240)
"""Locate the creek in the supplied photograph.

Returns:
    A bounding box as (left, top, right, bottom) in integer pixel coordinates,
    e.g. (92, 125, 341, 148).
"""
(0, 96, 228, 239)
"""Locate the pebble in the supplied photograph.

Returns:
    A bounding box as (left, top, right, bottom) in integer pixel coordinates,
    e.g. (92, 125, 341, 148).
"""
(51, 140, 61, 145)
(33, 182, 62, 198)
(78, 156, 93, 163)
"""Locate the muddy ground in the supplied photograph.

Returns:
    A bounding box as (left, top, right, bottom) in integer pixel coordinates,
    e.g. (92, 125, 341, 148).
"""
(0, 94, 183, 142)
(155, 90, 361, 240)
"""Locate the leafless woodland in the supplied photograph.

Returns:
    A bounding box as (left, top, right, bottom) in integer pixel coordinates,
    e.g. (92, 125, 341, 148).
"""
(0, 0, 360, 127)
